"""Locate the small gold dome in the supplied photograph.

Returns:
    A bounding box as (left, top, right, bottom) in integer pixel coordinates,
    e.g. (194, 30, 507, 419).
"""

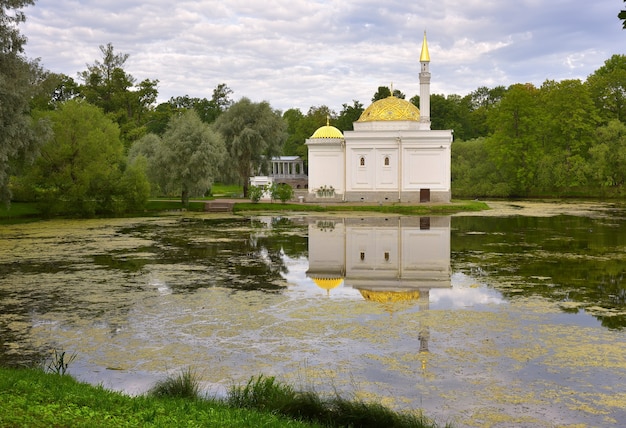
(358, 96, 420, 122)
(310, 125, 344, 139)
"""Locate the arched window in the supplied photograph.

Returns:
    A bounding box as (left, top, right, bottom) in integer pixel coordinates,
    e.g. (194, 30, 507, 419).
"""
(384, 156, 390, 166)
(360, 157, 365, 166)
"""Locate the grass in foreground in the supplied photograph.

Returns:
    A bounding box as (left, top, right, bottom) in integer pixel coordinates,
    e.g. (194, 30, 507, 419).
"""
(227, 375, 442, 428)
(0, 368, 445, 428)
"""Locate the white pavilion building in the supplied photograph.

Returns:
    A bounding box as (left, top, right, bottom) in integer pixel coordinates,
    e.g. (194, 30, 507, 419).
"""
(305, 33, 453, 203)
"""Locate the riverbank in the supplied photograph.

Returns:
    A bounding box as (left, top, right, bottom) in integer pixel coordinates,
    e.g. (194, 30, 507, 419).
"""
(0, 367, 443, 428)
(0, 199, 490, 222)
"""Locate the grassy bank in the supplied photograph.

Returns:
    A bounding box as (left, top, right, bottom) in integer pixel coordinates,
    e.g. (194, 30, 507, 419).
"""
(1, 199, 488, 221)
(233, 200, 489, 215)
(0, 368, 444, 428)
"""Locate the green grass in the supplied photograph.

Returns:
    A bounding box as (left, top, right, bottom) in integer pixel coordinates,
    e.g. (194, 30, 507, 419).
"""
(2, 198, 488, 221)
(148, 368, 201, 400)
(0, 367, 321, 428)
(212, 182, 244, 198)
(227, 375, 443, 428)
(0, 202, 41, 219)
(0, 368, 446, 428)
(233, 200, 489, 215)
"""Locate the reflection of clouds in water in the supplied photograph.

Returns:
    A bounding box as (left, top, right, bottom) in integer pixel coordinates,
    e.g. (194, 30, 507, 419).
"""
(148, 276, 171, 295)
(429, 272, 505, 310)
(281, 254, 362, 299)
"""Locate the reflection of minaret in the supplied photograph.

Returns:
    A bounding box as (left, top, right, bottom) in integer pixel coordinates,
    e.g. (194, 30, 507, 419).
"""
(419, 31, 431, 129)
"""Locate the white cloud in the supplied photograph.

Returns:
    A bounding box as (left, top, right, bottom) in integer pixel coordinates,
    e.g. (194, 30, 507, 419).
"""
(21, 0, 626, 112)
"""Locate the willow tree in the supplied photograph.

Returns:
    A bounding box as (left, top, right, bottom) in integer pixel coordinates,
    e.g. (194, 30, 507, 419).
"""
(131, 110, 226, 206)
(0, 0, 49, 203)
(213, 98, 287, 197)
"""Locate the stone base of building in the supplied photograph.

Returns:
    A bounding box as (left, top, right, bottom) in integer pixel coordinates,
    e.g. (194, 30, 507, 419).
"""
(303, 190, 451, 204)
(343, 190, 451, 204)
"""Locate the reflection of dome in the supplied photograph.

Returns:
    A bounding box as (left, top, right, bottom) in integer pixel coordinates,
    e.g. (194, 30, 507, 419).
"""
(358, 96, 420, 122)
(359, 289, 421, 303)
(310, 124, 344, 139)
(312, 277, 344, 292)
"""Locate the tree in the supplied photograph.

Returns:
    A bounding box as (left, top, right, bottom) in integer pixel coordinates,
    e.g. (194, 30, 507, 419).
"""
(589, 120, 626, 189)
(485, 83, 542, 196)
(335, 100, 364, 132)
(462, 85, 507, 140)
(535, 79, 600, 190)
(166, 84, 233, 124)
(79, 43, 159, 146)
(587, 55, 626, 124)
(281, 105, 335, 165)
(131, 110, 226, 206)
(213, 98, 287, 197)
(619, 1, 626, 29)
(0, 0, 49, 203)
(372, 86, 405, 101)
(24, 100, 146, 216)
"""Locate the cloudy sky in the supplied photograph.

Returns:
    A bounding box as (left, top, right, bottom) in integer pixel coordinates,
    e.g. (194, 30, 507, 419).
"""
(21, 0, 626, 113)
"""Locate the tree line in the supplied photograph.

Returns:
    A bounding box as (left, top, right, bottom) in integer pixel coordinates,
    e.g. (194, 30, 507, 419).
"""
(3, 1, 626, 216)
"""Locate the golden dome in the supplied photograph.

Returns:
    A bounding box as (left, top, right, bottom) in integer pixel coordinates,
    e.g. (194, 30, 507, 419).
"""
(311, 125, 344, 139)
(357, 96, 420, 122)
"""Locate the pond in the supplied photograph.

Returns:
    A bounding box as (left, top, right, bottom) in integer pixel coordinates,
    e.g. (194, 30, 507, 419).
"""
(1, 201, 625, 427)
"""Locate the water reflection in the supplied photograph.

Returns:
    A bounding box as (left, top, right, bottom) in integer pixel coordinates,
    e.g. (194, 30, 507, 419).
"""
(0, 211, 625, 427)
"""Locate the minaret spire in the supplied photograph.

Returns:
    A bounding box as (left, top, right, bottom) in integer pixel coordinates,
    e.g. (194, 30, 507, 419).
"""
(420, 31, 430, 63)
(419, 30, 431, 129)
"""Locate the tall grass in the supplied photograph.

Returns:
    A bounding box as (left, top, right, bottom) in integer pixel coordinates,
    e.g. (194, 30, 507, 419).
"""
(227, 375, 442, 428)
(148, 368, 201, 400)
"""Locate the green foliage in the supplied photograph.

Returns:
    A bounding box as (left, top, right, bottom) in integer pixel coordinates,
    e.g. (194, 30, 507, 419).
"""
(0, 0, 49, 203)
(23, 100, 147, 216)
(589, 120, 626, 188)
(149, 368, 201, 400)
(335, 100, 364, 132)
(233, 200, 488, 215)
(120, 157, 151, 211)
(214, 97, 287, 197)
(0, 367, 318, 427)
(372, 86, 405, 101)
(44, 349, 77, 376)
(77, 43, 159, 147)
(587, 54, 626, 124)
(249, 184, 265, 203)
(227, 375, 439, 428)
(282, 105, 335, 164)
(131, 110, 226, 206)
(271, 183, 294, 203)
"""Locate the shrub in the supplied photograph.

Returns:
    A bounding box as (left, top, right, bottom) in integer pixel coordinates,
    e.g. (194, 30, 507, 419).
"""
(249, 185, 265, 203)
(271, 183, 293, 203)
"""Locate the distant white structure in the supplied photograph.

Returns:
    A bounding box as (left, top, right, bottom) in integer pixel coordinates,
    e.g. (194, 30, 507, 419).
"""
(249, 176, 273, 200)
(269, 156, 308, 189)
(306, 32, 453, 203)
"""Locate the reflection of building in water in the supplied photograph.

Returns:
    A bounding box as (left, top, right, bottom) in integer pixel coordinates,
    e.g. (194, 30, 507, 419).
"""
(307, 217, 451, 373)
(306, 216, 450, 363)
(307, 216, 450, 295)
